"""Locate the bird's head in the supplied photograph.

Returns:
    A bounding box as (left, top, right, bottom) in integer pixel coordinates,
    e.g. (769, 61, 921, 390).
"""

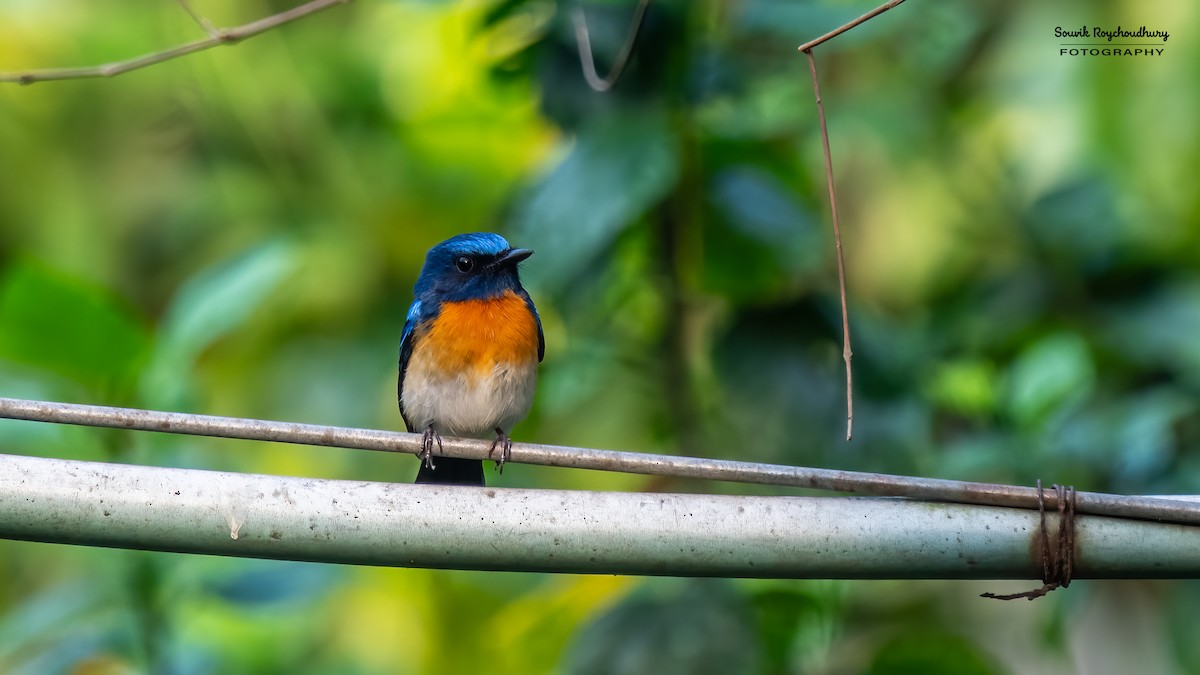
(414, 232, 534, 302)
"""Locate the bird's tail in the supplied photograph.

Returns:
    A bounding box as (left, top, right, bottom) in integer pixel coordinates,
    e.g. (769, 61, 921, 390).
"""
(415, 457, 485, 486)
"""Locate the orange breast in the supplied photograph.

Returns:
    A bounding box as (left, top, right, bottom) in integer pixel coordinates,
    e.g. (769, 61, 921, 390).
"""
(418, 290, 539, 376)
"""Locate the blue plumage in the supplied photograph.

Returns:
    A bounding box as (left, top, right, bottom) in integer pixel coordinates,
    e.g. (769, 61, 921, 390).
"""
(398, 233, 543, 486)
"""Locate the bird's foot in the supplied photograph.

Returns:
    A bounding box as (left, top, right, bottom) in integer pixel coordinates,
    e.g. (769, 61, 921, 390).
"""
(419, 426, 443, 470)
(488, 427, 513, 473)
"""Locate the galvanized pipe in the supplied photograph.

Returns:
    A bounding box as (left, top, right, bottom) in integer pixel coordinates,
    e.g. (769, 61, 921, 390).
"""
(1, 453, 1198, 578)
(2, 397, 1200, 525)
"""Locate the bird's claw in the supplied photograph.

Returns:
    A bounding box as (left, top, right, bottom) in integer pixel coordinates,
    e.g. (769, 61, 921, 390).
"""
(488, 428, 513, 474)
(419, 426, 443, 470)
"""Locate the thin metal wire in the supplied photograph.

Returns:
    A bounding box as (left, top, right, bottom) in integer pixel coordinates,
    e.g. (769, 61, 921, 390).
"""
(981, 482, 1077, 600)
(2, 396, 1199, 525)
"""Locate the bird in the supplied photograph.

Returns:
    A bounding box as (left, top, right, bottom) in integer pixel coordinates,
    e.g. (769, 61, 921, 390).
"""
(398, 233, 544, 486)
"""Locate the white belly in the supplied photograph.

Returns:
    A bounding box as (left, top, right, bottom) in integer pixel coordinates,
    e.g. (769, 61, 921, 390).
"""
(402, 358, 538, 438)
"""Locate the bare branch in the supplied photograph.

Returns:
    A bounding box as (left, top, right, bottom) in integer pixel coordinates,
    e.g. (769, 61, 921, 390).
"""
(0, 0, 351, 85)
(794, 0, 909, 439)
(804, 49, 854, 441)
(797, 0, 907, 53)
(175, 0, 222, 40)
(572, 0, 651, 93)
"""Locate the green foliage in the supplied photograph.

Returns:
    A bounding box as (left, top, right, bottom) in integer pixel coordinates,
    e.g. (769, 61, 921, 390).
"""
(868, 630, 1001, 675)
(1006, 332, 1094, 429)
(141, 239, 297, 407)
(0, 261, 148, 396)
(566, 581, 760, 675)
(513, 110, 680, 288)
(1, 0, 1198, 672)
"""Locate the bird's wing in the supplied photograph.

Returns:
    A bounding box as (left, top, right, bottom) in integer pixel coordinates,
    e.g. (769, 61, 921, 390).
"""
(522, 291, 545, 362)
(397, 299, 423, 432)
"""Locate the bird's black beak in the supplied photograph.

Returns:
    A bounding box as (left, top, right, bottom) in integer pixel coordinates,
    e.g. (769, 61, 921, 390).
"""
(497, 247, 534, 267)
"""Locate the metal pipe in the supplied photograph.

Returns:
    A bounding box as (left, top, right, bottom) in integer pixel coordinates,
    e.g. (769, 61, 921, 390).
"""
(1, 453, 1198, 578)
(2, 397, 1200, 525)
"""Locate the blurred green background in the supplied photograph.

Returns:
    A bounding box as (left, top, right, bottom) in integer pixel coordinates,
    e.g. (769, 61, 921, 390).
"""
(1, 0, 1198, 672)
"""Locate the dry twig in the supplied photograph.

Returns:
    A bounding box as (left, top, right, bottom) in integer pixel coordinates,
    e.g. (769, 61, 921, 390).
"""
(175, 0, 222, 39)
(797, 0, 907, 53)
(802, 49, 854, 441)
(797, 0, 908, 440)
(0, 0, 350, 85)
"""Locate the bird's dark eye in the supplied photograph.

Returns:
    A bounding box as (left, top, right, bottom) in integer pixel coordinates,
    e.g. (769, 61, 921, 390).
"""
(455, 256, 474, 273)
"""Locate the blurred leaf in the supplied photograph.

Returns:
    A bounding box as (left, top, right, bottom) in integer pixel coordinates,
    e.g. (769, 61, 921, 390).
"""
(926, 359, 998, 417)
(478, 575, 635, 675)
(482, 0, 536, 27)
(1103, 280, 1200, 386)
(737, 1, 881, 45)
(750, 587, 839, 674)
(140, 240, 297, 406)
(155, 240, 296, 364)
(1114, 390, 1194, 486)
(482, 1, 556, 61)
(511, 109, 680, 287)
(1023, 177, 1126, 265)
(903, 3, 989, 77)
(1006, 332, 1094, 428)
(8, 639, 115, 675)
(703, 165, 823, 298)
(0, 261, 148, 395)
(1167, 581, 1200, 672)
(1055, 388, 1197, 490)
(711, 166, 808, 246)
(868, 630, 1000, 675)
(56, 654, 138, 675)
(537, 340, 622, 415)
(695, 72, 809, 140)
(934, 434, 1020, 482)
(714, 304, 845, 464)
(566, 580, 760, 675)
(0, 578, 138, 675)
(205, 561, 340, 607)
(0, 582, 108, 665)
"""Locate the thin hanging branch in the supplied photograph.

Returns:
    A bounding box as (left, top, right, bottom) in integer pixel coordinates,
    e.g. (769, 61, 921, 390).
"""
(796, 0, 909, 440)
(571, 0, 652, 92)
(0, 0, 350, 85)
(803, 49, 854, 441)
